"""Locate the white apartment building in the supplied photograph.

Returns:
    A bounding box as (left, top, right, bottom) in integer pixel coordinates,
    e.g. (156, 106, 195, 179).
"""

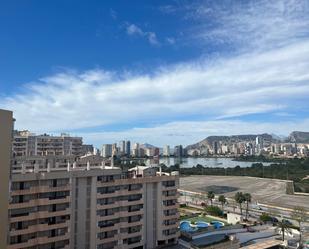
(163, 145, 170, 157)
(13, 131, 83, 157)
(7, 156, 180, 249)
(102, 144, 113, 158)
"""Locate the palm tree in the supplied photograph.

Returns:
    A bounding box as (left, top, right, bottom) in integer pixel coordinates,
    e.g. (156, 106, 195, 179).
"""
(218, 195, 227, 211)
(291, 206, 307, 246)
(243, 193, 252, 220)
(234, 192, 245, 217)
(276, 220, 291, 242)
(207, 191, 215, 206)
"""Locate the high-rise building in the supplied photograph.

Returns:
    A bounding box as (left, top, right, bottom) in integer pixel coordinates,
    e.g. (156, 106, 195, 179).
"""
(81, 144, 94, 155)
(119, 140, 126, 156)
(132, 143, 140, 157)
(7, 157, 179, 249)
(255, 136, 263, 155)
(0, 109, 14, 249)
(213, 141, 219, 155)
(12, 131, 83, 157)
(163, 145, 170, 157)
(174, 145, 183, 157)
(125, 140, 131, 156)
(102, 144, 113, 158)
(112, 143, 118, 157)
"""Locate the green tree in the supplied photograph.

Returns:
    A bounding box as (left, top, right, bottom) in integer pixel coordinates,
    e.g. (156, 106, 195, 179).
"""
(234, 192, 245, 217)
(243, 193, 252, 220)
(207, 191, 215, 206)
(260, 213, 272, 223)
(218, 195, 227, 211)
(205, 205, 223, 217)
(291, 206, 308, 245)
(275, 220, 291, 242)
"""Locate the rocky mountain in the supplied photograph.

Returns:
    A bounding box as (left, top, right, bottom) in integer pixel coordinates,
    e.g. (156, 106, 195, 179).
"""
(286, 131, 309, 143)
(186, 133, 277, 151)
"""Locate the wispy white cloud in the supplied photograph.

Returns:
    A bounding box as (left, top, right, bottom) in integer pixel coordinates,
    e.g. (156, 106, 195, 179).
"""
(164, 0, 309, 52)
(109, 8, 117, 20)
(2, 39, 309, 139)
(126, 23, 159, 45)
(2, 0, 309, 146)
(166, 37, 176, 45)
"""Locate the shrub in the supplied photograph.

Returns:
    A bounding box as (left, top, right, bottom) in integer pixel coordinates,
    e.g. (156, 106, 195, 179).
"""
(205, 206, 223, 217)
(259, 213, 272, 223)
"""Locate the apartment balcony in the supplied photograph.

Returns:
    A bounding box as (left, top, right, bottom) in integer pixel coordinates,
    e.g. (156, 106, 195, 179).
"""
(9, 196, 71, 209)
(96, 236, 118, 244)
(163, 213, 179, 220)
(11, 185, 71, 196)
(7, 233, 70, 249)
(10, 208, 70, 223)
(162, 231, 180, 240)
(97, 175, 178, 187)
(162, 203, 179, 210)
(162, 222, 179, 230)
(162, 194, 179, 201)
(119, 219, 143, 228)
(97, 220, 143, 233)
(121, 230, 143, 240)
(126, 240, 144, 249)
(96, 199, 143, 211)
(97, 209, 143, 222)
(10, 220, 70, 236)
(96, 188, 143, 199)
(162, 185, 178, 191)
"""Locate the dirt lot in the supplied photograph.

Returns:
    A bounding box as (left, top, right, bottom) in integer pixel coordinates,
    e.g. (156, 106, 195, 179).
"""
(180, 176, 309, 211)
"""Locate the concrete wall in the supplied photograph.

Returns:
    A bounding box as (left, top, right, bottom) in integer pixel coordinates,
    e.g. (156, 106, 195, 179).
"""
(0, 109, 13, 249)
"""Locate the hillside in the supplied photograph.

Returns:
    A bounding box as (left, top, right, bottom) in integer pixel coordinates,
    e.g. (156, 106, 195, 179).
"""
(286, 131, 309, 143)
(186, 133, 276, 150)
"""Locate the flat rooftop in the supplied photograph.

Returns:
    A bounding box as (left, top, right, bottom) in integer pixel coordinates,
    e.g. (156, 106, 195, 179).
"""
(180, 176, 309, 211)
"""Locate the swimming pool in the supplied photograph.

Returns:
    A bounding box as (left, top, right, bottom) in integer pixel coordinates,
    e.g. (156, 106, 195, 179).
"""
(180, 221, 198, 232)
(210, 221, 225, 229)
(180, 220, 224, 232)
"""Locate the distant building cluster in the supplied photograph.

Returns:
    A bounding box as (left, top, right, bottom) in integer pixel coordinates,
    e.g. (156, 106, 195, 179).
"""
(186, 135, 309, 158)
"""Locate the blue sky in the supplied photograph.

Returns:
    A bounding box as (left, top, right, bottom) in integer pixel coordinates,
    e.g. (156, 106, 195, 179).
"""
(1, 0, 309, 147)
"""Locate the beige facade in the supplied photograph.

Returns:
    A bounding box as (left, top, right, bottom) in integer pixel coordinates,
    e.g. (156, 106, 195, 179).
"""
(7, 157, 179, 249)
(13, 131, 83, 157)
(0, 109, 14, 249)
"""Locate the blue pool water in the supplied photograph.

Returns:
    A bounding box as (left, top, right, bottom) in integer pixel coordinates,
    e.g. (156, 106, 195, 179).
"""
(180, 220, 224, 232)
(196, 221, 209, 228)
(180, 221, 198, 232)
(211, 221, 224, 229)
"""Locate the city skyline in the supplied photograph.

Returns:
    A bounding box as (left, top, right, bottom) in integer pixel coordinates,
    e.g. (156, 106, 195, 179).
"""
(1, 1, 309, 147)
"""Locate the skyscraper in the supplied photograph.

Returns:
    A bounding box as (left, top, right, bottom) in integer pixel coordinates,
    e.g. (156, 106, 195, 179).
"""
(102, 144, 113, 157)
(119, 140, 126, 156)
(163, 145, 170, 157)
(174, 145, 183, 157)
(125, 140, 131, 156)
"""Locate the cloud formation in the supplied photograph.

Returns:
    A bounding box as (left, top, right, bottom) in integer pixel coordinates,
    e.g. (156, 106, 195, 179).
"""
(2, 0, 309, 146)
(126, 23, 159, 45)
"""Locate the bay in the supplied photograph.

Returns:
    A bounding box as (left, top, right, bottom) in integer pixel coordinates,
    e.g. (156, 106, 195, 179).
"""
(144, 157, 272, 168)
